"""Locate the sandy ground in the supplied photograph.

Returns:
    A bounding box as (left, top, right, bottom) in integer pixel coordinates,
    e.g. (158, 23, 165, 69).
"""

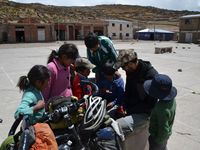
(0, 40, 200, 149)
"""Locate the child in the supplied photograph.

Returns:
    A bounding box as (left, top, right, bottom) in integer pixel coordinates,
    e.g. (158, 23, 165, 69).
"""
(15, 65, 50, 125)
(97, 66, 125, 119)
(143, 74, 177, 150)
(84, 32, 118, 80)
(42, 43, 79, 103)
(72, 57, 94, 99)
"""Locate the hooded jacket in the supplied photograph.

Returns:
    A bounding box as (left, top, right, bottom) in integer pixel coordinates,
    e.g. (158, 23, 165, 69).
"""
(124, 59, 158, 115)
(97, 75, 125, 105)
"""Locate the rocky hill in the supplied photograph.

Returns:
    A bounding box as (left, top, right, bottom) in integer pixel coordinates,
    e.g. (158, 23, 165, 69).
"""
(0, 1, 199, 31)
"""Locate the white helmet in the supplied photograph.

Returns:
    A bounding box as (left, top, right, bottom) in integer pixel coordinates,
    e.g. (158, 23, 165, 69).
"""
(83, 96, 107, 131)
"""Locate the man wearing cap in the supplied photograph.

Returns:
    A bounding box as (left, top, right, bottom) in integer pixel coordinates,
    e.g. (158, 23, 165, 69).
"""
(72, 57, 95, 99)
(144, 74, 177, 150)
(114, 50, 158, 133)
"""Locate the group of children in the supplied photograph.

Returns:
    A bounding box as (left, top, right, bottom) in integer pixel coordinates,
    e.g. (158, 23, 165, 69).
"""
(15, 32, 125, 123)
(14, 32, 177, 150)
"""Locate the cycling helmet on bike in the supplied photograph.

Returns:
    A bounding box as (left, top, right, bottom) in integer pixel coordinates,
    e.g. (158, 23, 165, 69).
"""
(83, 95, 107, 131)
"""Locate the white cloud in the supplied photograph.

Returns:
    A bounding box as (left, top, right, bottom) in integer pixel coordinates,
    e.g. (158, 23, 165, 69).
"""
(12, 0, 200, 11)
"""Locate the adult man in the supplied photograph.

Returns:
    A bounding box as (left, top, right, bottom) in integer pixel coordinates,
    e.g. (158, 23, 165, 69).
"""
(84, 32, 118, 78)
(114, 49, 158, 133)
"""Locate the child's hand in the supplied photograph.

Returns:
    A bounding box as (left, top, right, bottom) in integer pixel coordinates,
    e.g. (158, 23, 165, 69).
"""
(105, 90, 112, 94)
(101, 88, 112, 94)
(33, 100, 45, 112)
(107, 102, 115, 109)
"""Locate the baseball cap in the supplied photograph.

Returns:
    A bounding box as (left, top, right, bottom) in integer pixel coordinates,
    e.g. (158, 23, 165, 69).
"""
(114, 49, 137, 69)
(75, 57, 94, 69)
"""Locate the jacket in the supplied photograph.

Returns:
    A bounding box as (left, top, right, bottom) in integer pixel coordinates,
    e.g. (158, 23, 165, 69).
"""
(124, 59, 158, 115)
(15, 87, 45, 125)
(42, 59, 72, 102)
(87, 36, 118, 73)
(72, 73, 92, 99)
(149, 99, 176, 144)
(97, 75, 125, 105)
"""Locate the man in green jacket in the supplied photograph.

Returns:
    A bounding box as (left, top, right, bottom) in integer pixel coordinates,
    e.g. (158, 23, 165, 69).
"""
(143, 74, 177, 150)
(84, 32, 118, 81)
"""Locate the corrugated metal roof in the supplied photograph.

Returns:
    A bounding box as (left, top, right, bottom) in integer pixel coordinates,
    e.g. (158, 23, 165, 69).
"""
(136, 28, 174, 33)
(180, 14, 200, 19)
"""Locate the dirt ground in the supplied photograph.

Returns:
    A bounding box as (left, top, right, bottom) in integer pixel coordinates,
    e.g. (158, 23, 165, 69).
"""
(0, 40, 200, 150)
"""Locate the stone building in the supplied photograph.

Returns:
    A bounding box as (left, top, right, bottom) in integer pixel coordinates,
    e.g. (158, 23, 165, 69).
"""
(106, 19, 133, 40)
(179, 14, 200, 43)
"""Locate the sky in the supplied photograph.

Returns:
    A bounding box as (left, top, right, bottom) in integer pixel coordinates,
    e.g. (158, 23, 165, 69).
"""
(12, 0, 200, 11)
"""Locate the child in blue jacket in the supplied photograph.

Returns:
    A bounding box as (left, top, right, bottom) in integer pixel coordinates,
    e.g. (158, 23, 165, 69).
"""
(97, 66, 125, 119)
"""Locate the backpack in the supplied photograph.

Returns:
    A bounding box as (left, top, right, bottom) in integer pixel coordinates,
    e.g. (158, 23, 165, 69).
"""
(0, 136, 15, 150)
(30, 123, 58, 150)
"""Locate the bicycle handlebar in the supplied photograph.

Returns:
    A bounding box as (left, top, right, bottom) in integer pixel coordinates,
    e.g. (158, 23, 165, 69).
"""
(39, 97, 86, 123)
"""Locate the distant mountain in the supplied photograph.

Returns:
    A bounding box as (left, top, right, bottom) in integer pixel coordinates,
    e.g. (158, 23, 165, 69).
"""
(0, 1, 199, 31)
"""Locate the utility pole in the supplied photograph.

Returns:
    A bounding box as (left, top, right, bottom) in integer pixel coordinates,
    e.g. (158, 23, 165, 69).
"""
(137, 14, 142, 41)
(153, 16, 156, 45)
(137, 19, 139, 41)
(197, 17, 200, 44)
(154, 21, 155, 41)
(153, 15, 156, 43)
(57, 17, 60, 41)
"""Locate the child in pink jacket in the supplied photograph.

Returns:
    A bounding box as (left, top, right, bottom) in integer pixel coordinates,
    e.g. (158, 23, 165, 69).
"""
(42, 43, 79, 104)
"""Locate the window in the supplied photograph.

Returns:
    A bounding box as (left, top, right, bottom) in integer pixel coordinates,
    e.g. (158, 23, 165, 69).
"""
(127, 24, 129, 28)
(37, 26, 45, 29)
(112, 33, 116, 36)
(112, 23, 115, 27)
(120, 24, 122, 31)
(126, 33, 129, 37)
(15, 26, 24, 29)
(185, 19, 192, 24)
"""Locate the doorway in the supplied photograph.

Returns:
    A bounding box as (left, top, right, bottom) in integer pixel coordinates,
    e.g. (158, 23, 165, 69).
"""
(69, 26, 74, 40)
(15, 31, 25, 42)
(185, 33, 192, 43)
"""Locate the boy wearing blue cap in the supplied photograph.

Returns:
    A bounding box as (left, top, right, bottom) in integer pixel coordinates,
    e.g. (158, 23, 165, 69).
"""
(143, 74, 177, 150)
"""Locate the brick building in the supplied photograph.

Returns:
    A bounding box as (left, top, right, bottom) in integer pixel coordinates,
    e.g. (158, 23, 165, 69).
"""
(54, 19, 108, 41)
(0, 19, 108, 43)
(0, 18, 55, 43)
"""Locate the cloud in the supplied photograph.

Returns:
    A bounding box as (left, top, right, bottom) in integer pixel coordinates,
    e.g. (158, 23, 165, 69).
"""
(12, 0, 200, 11)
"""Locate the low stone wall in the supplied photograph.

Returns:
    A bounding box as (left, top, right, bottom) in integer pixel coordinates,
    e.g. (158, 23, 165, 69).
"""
(155, 47, 173, 54)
